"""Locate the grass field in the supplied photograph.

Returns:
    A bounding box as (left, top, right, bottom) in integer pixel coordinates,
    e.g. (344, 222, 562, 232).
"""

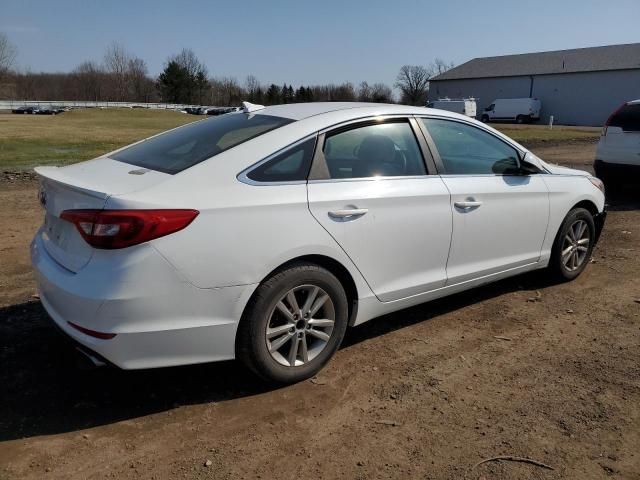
(0, 109, 199, 170)
(0, 108, 601, 171)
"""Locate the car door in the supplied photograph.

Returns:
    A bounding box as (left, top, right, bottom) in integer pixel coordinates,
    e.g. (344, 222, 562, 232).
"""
(418, 117, 549, 285)
(307, 118, 452, 302)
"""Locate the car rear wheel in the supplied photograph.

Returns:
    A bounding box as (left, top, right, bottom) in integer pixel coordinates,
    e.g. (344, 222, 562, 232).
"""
(236, 263, 349, 384)
(549, 208, 595, 281)
(516, 115, 525, 124)
(481, 114, 489, 123)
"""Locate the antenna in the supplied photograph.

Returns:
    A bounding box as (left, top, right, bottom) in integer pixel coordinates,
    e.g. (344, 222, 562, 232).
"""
(242, 101, 265, 113)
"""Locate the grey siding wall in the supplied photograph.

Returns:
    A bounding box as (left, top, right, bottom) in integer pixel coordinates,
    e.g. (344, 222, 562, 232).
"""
(429, 69, 640, 126)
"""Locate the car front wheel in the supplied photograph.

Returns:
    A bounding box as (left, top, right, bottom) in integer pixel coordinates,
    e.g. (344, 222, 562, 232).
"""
(236, 263, 349, 384)
(549, 208, 595, 281)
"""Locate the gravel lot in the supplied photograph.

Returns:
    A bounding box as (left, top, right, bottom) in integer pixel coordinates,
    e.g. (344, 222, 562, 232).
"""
(1, 141, 639, 480)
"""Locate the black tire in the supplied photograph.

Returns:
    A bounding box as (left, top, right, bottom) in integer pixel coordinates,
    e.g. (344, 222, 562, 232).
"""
(549, 208, 595, 281)
(516, 115, 525, 124)
(481, 114, 489, 123)
(236, 262, 349, 384)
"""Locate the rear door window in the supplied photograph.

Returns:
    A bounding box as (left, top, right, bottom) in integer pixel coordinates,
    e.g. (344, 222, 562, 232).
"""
(609, 104, 640, 132)
(322, 121, 426, 179)
(110, 113, 293, 174)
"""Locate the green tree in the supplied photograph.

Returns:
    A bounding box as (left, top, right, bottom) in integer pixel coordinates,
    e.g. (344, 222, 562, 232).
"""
(157, 60, 190, 103)
(266, 84, 281, 105)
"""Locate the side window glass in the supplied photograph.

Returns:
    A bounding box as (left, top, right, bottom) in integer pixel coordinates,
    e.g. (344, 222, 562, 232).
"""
(246, 137, 316, 182)
(323, 121, 426, 179)
(422, 118, 520, 175)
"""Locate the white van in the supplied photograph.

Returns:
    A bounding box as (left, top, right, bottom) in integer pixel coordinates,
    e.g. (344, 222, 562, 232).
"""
(427, 98, 477, 118)
(594, 99, 640, 186)
(481, 98, 541, 124)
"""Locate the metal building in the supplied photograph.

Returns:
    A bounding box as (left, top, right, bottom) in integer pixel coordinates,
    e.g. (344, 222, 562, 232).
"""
(428, 43, 640, 126)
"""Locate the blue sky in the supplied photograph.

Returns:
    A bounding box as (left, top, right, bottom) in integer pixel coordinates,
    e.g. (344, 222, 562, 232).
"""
(2, 0, 639, 87)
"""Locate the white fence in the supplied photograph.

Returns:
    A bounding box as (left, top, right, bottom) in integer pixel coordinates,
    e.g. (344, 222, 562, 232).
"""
(0, 100, 209, 111)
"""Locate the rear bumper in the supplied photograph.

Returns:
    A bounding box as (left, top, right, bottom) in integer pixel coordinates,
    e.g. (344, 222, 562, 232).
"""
(31, 232, 257, 369)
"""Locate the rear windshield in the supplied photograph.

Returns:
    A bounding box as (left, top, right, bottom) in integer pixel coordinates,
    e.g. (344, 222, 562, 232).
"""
(110, 113, 293, 174)
(609, 104, 640, 132)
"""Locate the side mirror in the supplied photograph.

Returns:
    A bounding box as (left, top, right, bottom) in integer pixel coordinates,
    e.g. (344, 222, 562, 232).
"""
(520, 151, 545, 174)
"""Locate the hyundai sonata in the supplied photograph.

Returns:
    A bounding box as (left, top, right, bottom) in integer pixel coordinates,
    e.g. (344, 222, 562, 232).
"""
(31, 102, 606, 383)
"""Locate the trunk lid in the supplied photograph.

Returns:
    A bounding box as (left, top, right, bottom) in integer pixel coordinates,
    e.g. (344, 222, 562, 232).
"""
(35, 158, 170, 272)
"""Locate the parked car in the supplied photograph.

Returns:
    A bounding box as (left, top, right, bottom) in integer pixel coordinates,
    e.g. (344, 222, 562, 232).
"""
(427, 98, 477, 118)
(594, 99, 640, 186)
(206, 107, 238, 115)
(31, 102, 606, 384)
(35, 106, 63, 115)
(183, 107, 203, 115)
(11, 105, 36, 114)
(481, 98, 541, 124)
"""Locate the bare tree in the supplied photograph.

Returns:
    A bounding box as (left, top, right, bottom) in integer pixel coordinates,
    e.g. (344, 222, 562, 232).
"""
(209, 76, 244, 106)
(431, 58, 455, 76)
(172, 48, 207, 79)
(245, 74, 261, 102)
(127, 57, 151, 102)
(370, 83, 394, 103)
(395, 65, 431, 105)
(357, 81, 372, 102)
(0, 32, 18, 81)
(72, 61, 103, 101)
(104, 42, 131, 101)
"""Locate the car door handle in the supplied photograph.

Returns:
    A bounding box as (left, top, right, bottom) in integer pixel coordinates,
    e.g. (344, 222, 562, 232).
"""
(328, 208, 369, 219)
(454, 201, 483, 209)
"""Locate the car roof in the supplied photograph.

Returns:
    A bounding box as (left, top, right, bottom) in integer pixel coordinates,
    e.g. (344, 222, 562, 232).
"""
(254, 102, 457, 121)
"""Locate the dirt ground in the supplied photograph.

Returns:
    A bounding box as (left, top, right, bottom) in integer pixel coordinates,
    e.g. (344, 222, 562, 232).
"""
(1, 142, 639, 480)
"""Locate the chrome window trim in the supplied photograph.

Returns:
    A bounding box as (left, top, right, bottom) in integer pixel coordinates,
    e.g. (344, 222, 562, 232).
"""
(307, 174, 433, 184)
(237, 134, 317, 186)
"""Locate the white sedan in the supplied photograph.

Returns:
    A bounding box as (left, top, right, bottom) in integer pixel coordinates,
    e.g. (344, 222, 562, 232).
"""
(31, 102, 606, 383)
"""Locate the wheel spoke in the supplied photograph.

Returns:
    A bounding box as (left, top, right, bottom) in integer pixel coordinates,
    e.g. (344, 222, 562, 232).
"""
(286, 290, 300, 315)
(275, 301, 295, 322)
(288, 336, 300, 366)
(267, 323, 293, 339)
(562, 245, 573, 257)
(577, 238, 589, 245)
(569, 225, 577, 241)
(572, 251, 579, 269)
(269, 332, 293, 352)
(308, 318, 334, 327)
(307, 329, 330, 342)
(577, 221, 587, 239)
(562, 249, 574, 265)
(309, 293, 329, 317)
(300, 334, 309, 363)
(577, 245, 588, 252)
(301, 286, 320, 315)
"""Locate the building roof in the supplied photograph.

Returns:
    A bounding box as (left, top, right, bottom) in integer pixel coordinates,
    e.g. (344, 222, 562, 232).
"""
(431, 43, 640, 81)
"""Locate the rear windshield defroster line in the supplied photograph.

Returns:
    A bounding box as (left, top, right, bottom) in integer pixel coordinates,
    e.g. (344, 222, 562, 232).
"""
(110, 113, 294, 174)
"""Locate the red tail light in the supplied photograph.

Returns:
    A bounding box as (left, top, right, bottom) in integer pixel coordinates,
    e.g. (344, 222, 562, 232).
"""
(60, 209, 199, 249)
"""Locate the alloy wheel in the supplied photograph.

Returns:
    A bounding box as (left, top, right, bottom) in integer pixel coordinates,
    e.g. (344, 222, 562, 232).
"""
(561, 219, 590, 271)
(265, 285, 335, 367)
